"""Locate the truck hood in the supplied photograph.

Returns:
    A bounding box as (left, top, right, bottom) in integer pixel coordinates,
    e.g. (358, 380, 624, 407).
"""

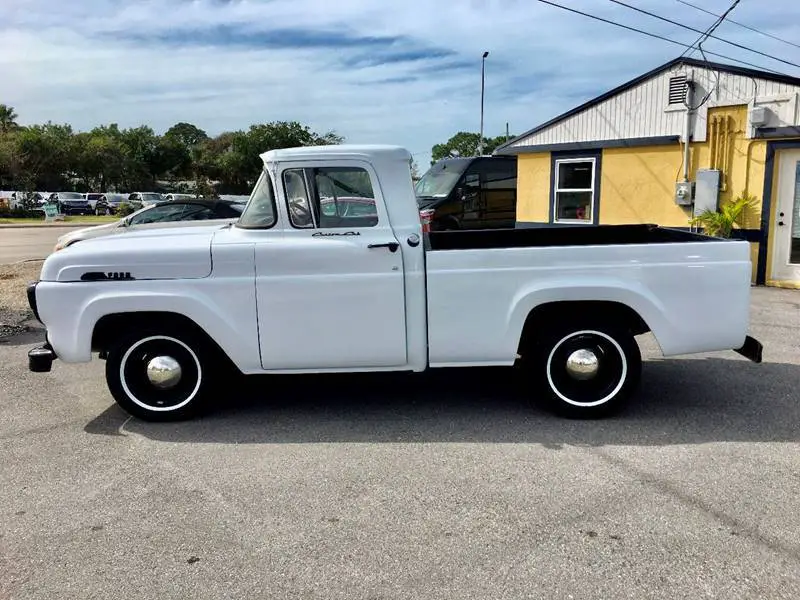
(40, 224, 225, 282)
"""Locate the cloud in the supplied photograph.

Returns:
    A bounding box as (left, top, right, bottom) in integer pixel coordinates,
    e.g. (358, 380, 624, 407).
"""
(2, 0, 800, 164)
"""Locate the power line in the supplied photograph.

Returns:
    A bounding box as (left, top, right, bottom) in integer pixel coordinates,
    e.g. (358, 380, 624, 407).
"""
(607, 0, 800, 70)
(534, 0, 781, 73)
(680, 0, 740, 59)
(675, 0, 800, 51)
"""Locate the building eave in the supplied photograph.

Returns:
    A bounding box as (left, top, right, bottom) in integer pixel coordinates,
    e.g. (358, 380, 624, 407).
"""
(495, 56, 800, 153)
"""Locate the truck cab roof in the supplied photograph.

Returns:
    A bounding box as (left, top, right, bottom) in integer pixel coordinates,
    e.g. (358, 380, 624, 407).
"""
(261, 144, 412, 164)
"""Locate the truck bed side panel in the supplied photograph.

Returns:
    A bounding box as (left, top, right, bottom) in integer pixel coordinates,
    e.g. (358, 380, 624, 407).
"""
(424, 240, 752, 367)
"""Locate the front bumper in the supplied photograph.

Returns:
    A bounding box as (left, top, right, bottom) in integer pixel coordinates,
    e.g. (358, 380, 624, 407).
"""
(29, 344, 56, 372)
(26, 281, 58, 372)
(27, 281, 41, 322)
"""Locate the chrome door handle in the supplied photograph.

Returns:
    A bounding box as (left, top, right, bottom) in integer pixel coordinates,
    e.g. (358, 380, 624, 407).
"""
(368, 242, 400, 253)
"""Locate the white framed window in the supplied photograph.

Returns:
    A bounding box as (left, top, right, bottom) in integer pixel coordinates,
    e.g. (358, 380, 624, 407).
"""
(553, 158, 595, 223)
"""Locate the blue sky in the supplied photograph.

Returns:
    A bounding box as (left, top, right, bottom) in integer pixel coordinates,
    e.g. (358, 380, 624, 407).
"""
(3, 0, 800, 164)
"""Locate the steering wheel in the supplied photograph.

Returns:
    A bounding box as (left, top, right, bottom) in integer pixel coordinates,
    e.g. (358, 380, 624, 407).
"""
(289, 198, 312, 225)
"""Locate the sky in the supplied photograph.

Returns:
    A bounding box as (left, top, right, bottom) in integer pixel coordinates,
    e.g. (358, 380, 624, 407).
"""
(3, 0, 800, 164)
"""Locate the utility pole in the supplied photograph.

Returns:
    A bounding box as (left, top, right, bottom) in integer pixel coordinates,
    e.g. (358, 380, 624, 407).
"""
(478, 51, 489, 156)
(506, 122, 510, 142)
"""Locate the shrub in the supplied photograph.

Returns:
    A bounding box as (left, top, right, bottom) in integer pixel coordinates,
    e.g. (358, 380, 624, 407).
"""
(690, 190, 756, 238)
(116, 202, 136, 217)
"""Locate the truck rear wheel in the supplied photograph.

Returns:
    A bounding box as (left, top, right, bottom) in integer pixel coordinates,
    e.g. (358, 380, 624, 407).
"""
(105, 327, 213, 421)
(529, 322, 641, 418)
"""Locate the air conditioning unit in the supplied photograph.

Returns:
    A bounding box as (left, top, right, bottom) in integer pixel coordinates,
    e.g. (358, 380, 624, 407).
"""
(750, 106, 771, 127)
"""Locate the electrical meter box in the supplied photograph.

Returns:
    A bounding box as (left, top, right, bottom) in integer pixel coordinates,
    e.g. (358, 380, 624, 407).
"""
(674, 181, 694, 206)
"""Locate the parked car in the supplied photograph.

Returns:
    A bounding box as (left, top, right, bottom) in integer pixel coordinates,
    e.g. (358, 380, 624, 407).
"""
(219, 194, 251, 203)
(49, 192, 91, 215)
(416, 155, 517, 230)
(128, 192, 165, 208)
(52, 198, 245, 251)
(93, 193, 140, 215)
(7, 191, 49, 211)
(163, 193, 196, 202)
(27, 145, 762, 422)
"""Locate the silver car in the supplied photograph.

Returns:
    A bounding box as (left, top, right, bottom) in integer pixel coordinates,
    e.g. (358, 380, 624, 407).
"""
(53, 199, 245, 251)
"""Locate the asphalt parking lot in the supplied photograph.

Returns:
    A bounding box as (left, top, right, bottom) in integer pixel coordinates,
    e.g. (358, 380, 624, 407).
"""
(0, 226, 83, 263)
(1, 287, 800, 599)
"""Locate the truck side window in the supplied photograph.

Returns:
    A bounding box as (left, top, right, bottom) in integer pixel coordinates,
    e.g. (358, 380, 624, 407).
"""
(237, 172, 277, 229)
(313, 167, 378, 229)
(283, 169, 314, 228)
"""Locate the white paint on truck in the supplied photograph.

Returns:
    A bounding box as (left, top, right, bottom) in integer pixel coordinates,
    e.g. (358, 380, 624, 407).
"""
(27, 144, 761, 421)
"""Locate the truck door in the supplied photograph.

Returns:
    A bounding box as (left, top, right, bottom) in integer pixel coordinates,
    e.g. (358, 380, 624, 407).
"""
(256, 162, 408, 370)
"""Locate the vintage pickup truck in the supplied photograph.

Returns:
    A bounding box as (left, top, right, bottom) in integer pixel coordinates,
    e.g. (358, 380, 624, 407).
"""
(26, 145, 762, 421)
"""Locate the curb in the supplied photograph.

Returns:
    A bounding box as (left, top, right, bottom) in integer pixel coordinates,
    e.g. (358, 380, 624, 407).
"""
(0, 222, 100, 229)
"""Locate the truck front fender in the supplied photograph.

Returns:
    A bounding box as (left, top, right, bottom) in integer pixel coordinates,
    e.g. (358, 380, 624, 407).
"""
(36, 279, 260, 371)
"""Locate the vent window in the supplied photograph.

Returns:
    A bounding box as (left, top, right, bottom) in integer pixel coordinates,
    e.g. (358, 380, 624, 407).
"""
(668, 75, 687, 105)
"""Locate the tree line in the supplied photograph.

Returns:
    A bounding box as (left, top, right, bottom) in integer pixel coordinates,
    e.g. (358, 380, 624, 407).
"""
(0, 103, 513, 198)
(0, 104, 342, 195)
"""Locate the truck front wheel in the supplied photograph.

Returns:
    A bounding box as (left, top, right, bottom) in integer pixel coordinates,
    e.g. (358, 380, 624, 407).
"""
(105, 328, 213, 421)
(530, 322, 642, 418)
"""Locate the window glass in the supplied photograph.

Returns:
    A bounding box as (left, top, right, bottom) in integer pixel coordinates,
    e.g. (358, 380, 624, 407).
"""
(129, 204, 187, 225)
(558, 161, 593, 189)
(479, 160, 517, 190)
(284, 169, 314, 228)
(313, 167, 378, 228)
(180, 205, 216, 221)
(414, 158, 470, 199)
(555, 159, 594, 222)
(237, 172, 277, 229)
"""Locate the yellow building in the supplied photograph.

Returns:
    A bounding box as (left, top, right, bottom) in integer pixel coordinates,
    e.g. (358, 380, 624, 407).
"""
(495, 58, 800, 287)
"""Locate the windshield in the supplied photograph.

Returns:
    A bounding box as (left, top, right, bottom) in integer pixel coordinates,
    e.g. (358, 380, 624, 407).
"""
(61, 192, 83, 199)
(141, 193, 162, 201)
(414, 159, 470, 199)
(237, 172, 276, 229)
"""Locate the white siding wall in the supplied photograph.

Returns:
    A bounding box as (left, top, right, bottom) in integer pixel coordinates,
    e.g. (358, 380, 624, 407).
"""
(510, 64, 800, 148)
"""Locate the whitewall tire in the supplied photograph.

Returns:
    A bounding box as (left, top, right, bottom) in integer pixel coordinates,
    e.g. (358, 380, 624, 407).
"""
(105, 328, 213, 421)
(532, 323, 641, 418)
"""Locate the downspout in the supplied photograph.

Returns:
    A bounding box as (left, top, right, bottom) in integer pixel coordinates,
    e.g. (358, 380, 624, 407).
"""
(683, 80, 696, 182)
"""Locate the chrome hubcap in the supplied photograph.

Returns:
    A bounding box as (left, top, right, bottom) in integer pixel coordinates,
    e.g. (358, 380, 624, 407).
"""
(565, 349, 599, 380)
(146, 355, 182, 389)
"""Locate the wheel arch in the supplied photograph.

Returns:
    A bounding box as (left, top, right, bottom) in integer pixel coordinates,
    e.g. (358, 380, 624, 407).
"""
(518, 300, 650, 356)
(509, 281, 666, 357)
(76, 292, 258, 371)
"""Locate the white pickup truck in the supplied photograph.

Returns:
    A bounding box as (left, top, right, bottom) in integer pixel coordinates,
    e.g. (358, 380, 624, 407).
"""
(26, 145, 762, 421)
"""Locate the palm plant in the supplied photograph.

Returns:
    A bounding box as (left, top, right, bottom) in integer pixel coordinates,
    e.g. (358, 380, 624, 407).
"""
(690, 190, 756, 238)
(0, 104, 19, 133)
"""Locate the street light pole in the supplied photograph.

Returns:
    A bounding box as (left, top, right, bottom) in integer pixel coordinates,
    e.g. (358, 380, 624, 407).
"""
(478, 51, 489, 156)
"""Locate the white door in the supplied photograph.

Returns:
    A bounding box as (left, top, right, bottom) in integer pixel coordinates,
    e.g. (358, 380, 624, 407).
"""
(256, 161, 408, 370)
(771, 150, 800, 284)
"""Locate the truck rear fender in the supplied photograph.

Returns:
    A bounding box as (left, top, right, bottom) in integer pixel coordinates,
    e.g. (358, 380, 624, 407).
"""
(507, 278, 669, 355)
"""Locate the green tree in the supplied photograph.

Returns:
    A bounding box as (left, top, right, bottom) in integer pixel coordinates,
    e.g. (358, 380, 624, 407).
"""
(0, 104, 19, 133)
(164, 122, 208, 148)
(430, 132, 513, 163)
(15, 122, 74, 190)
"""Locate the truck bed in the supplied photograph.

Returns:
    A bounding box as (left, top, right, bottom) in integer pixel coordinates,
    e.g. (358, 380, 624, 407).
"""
(423, 224, 752, 367)
(427, 223, 719, 251)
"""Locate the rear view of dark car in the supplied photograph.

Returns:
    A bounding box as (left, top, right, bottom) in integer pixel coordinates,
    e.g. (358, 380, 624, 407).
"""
(51, 192, 91, 215)
(416, 156, 517, 231)
(94, 193, 138, 215)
